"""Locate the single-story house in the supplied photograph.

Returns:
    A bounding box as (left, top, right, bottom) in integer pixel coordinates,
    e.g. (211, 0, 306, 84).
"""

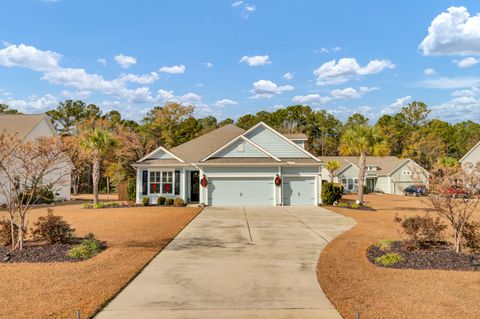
(459, 141, 480, 168)
(133, 122, 323, 206)
(0, 114, 72, 203)
(319, 156, 428, 195)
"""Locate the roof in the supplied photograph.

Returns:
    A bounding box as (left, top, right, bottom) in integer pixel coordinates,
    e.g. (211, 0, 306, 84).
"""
(319, 156, 412, 176)
(0, 114, 48, 139)
(168, 124, 245, 163)
(459, 140, 480, 163)
(283, 133, 308, 140)
(199, 157, 320, 165)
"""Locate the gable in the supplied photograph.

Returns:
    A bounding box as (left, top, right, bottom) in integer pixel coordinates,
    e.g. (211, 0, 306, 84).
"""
(337, 164, 359, 179)
(214, 139, 268, 158)
(390, 160, 427, 180)
(148, 149, 175, 160)
(25, 118, 55, 140)
(460, 141, 480, 166)
(244, 126, 307, 158)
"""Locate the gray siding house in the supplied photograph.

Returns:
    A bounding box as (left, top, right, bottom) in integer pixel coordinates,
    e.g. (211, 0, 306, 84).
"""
(319, 156, 428, 195)
(133, 122, 323, 206)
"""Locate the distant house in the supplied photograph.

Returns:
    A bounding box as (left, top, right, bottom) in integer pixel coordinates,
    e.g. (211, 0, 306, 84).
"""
(0, 114, 72, 203)
(459, 141, 480, 168)
(319, 156, 428, 195)
(133, 122, 322, 206)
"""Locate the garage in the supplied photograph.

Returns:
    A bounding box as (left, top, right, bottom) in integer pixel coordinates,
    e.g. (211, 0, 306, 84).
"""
(208, 177, 274, 206)
(393, 181, 414, 195)
(283, 176, 316, 206)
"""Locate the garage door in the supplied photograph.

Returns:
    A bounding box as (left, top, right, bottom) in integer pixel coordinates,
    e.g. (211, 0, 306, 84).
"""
(393, 181, 413, 195)
(208, 177, 274, 206)
(283, 176, 316, 206)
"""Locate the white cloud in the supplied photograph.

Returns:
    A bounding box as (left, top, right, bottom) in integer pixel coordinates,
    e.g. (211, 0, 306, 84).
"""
(451, 87, 478, 97)
(0, 43, 60, 72)
(97, 58, 106, 66)
(117, 72, 159, 85)
(251, 80, 294, 99)
(417, 76, 480, 89)
(390, 95, 412, 108)
(158, 64, 186, 74)
(432, 96, 480, 122)
(155, 89, 201, 105)
(313, 46, 342, 54)
(313, 58, 395, 85)
(283, 72, 294, 80)
(240, 55, 271, 66)
(424, 68, 436, 75)
(114, 54, 137, 69)
(214, 99, 238, 108)
(332, 46, 342, 52)
(455, 57, 479, 68)
(0, 94, 59, 113)
(202, 62, 213, 68)
(419, 6, 480, 56)
(292, 94, 332, 106)
(60, 90, 92, 99)
(231, 1, 243, 7)
(327, 105, 374, 121)
(330, 86, 378, 100)
(232, 1, 256, 19)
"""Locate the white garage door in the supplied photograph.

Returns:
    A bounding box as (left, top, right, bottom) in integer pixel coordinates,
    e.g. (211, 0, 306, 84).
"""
(208, 177, 274, 206)
(393, 181, 414, 195)
(283, 176, 316, 206)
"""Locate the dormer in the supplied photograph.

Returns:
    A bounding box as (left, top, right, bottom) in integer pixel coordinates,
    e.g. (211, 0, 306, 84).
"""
(284, 133, 308, 149)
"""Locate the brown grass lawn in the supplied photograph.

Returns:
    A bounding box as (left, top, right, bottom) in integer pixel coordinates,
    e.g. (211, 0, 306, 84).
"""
(317, 194, 480, 319)
(0, 204, 202, 319)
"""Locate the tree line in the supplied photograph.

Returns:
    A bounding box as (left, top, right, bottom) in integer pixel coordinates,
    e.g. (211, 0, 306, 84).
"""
(1, 99, 479, 195)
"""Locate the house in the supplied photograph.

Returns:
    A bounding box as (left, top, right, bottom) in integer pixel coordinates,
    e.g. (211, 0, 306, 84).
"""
(459, 141, 480, 168)
(319, 156, 428, 195)
(0, 114, 72, 203)
(133, 122, 322, 206)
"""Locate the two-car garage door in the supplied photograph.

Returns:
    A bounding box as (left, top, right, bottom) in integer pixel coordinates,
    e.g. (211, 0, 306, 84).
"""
(207, 176, 316, 206)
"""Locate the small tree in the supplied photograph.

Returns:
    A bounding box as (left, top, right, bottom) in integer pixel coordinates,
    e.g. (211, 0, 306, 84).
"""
(325, 160, 340, 184)
(0, 132, 71, 249)
(428, 163, 480, 253)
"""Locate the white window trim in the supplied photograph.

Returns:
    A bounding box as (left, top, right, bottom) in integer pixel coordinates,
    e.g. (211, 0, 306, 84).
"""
(148, 169, 175, 195)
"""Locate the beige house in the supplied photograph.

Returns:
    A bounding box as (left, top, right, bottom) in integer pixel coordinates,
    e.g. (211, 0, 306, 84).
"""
(319, 156, 428, 195)
(459, 141, 480, 168)
(0, 114, 72, 203)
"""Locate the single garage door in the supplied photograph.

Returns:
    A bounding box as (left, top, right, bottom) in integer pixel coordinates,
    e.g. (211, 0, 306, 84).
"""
(208, 177, 274, 206)
(393, 181, 414, 195)
(283, 176, 316, 206)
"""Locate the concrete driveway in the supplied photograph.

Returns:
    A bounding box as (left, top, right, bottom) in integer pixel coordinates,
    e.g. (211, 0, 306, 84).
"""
(95, 206, 355, 319)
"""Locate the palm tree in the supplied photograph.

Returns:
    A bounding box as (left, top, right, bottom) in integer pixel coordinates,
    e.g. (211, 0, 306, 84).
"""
(80, 128, 118, 205)
(339, 125, 388, 204)
(325, 160, 340, 184)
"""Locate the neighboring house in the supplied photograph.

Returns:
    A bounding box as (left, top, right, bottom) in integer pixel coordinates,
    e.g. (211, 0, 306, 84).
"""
(459, 141, 480, 168)
(133, 122, 322, 206)
(319, 156, 428, 195)
(0, 114, 72, 203)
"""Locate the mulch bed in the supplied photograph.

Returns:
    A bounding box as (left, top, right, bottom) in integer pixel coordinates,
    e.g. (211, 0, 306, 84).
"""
(367, 240, 480, 271)
(0, 239, 106, 263)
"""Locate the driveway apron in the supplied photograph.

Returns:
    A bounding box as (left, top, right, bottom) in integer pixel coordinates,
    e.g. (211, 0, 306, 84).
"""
(95, 206, 355, 319)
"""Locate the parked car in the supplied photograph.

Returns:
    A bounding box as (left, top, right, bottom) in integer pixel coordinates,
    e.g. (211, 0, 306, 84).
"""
(403, 184, 428, 196)
(446, 185, 468, 198)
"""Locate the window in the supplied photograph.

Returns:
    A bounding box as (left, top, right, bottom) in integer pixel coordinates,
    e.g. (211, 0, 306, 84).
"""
(174, 170, 180, 195)
(341, 179, 347, 185)
(149, 171, 174, 194)
(402, 170, 412, 175)
(347, 179, 354, 190)
(367, 166, 377, 171)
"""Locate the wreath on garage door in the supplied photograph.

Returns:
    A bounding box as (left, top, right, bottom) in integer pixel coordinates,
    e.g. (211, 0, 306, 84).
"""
(201, 175, 208, 188)
(275, 175, 281, 187)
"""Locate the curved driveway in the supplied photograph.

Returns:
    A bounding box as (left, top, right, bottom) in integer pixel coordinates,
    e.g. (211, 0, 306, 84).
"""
(96, 206, 355, 319)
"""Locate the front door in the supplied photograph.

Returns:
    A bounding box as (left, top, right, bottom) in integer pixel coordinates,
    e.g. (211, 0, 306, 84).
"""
(190, 171, 200, 202)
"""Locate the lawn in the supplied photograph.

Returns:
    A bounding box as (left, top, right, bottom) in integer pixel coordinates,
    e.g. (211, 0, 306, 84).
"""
(0, 203, 202, 319)
(317, 194, 480, 319)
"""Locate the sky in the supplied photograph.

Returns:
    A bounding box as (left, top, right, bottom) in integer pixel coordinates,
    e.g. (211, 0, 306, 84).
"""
(1, 1, 480, 123)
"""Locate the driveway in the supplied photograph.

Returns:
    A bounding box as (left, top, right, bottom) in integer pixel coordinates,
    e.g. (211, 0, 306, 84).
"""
(95, 206, 355, 319)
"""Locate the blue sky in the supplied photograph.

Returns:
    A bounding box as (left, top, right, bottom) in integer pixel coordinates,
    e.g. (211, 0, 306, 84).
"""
(1, 1, 480, 123)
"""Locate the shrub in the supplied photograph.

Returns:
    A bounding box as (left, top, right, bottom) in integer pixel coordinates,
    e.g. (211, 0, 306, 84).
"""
(81, 203, 93, 209)
(67, 238, 102, 260)
(18, 184, 55, 204)
(322, 182, 343, 205)
(127, 178, 136, 201)
(174, 197, 185, 207)
(142, 196, 150, 206)
(394, 214, 447, 248)
(463, 221, 480, 253)
(157, 196, 166, 205)
(375, 239, 396, 251)
(165, 198, 174, 206)
(374, 253, 404, 266)
(31, 209, 75, 244)
(0, 218, 18, 246)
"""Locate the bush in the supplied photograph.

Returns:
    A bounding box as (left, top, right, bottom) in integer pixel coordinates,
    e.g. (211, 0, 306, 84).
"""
(142, 196, 150, 206)
(374, 253, 404, 266)
(174, 197, 185, 207)
(322, 182, 343, 205)
(31, 209, 75, 244)
(165, 198, 174, 206)
(463, 221, 480, 253)
(18, 184, 55, 204)
(394, 214, 447, 248)
(375, 239, 396, 251)
(157, 196, 166, 205)
(67, 237, 102, 260)
(127, 178, 136, 201)
(336, 202, 363, 209)
(0, 218, 18, 246)
(82, 202, 122, 209)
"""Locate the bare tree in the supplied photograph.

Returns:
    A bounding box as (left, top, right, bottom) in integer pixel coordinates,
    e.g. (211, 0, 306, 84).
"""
(428, 163, 480, 253)
(0, 131, 71, 249)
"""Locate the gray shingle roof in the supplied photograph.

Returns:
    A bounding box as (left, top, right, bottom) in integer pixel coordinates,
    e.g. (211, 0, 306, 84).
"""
(318, 156, 409, 176)
(0, 114, 47, 140)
